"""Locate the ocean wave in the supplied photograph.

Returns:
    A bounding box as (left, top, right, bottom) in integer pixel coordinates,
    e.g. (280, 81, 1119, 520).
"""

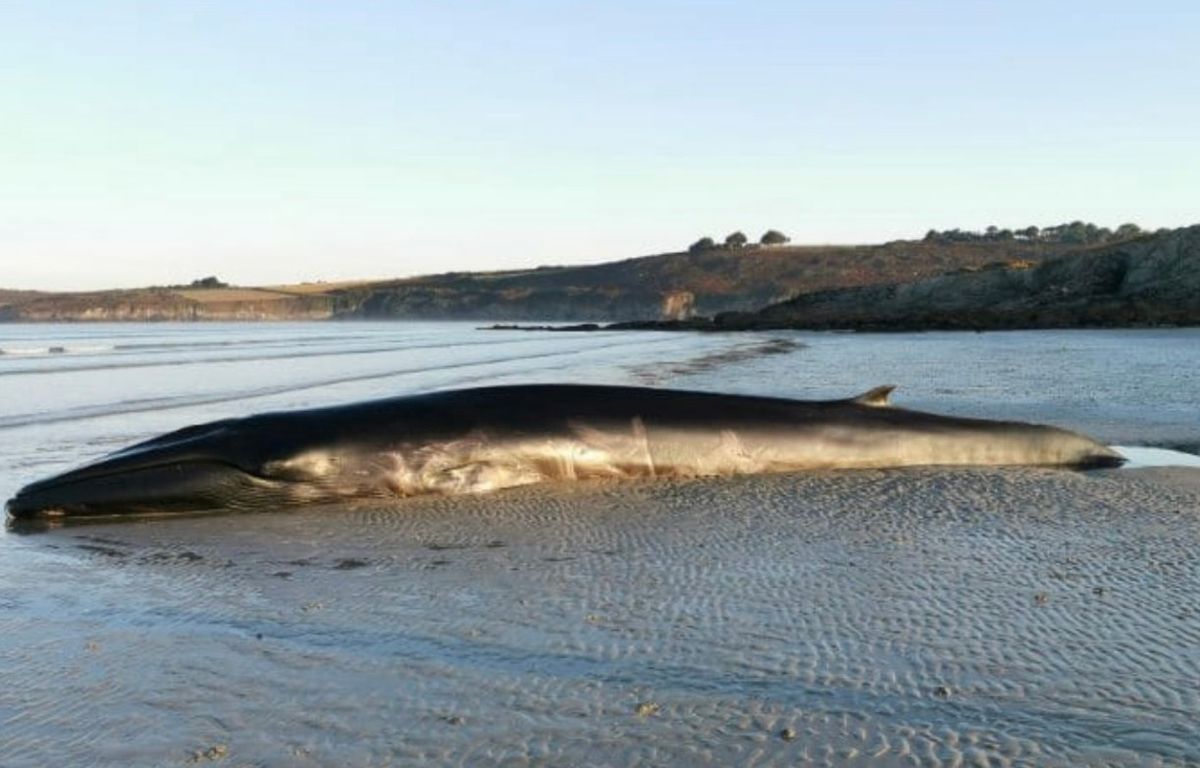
(0, 335, 676, 430)
(0, 335, 575, 377)
(0, 344, 115, 356)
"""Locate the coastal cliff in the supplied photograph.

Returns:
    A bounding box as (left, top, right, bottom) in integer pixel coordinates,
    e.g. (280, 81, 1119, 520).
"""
(327, 239, 1088, 321)
(696, 225, 1200, 331)
(3, 227, 1193, 326)
(0, 288, 335, 322)
(3, 239, 1059, 323)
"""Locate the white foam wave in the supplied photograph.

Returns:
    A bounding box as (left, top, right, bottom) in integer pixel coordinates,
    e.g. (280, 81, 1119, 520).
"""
(0, 344, 115, 356)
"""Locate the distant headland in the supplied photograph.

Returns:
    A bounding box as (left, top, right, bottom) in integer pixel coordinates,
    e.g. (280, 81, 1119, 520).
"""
(2, 222, 1196, 330)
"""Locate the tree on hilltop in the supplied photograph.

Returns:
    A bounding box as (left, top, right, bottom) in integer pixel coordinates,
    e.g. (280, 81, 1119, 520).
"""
(1114, 223, 1143, 240)
(760, 229, 790, 246)
(724, 231, 748, 248)
(925, 221, 1141, 245)
(189, 276, 228, 289)
(688, 237, 717, 253)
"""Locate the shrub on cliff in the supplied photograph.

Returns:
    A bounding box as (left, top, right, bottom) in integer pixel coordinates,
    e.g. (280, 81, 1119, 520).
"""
(924, 222, 1140, 246)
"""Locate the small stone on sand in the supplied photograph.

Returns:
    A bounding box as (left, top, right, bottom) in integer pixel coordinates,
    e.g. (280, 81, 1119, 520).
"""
(189, 744, 228, 762)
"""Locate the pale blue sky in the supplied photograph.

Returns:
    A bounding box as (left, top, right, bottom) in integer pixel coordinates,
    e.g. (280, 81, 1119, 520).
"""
(2, 1, 1197, 289)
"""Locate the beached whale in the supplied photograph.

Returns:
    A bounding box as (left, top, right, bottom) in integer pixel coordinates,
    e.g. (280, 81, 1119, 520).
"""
(5, 384, 1123, 518)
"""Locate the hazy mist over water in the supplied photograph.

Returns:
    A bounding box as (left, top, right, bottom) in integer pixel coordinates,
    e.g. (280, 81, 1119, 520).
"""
(2, 323, 1198, 766)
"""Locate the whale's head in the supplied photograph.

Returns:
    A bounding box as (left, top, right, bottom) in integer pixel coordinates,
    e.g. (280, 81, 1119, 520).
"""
(1039, 430, 1126, 469)
(4, 418, 305, 520)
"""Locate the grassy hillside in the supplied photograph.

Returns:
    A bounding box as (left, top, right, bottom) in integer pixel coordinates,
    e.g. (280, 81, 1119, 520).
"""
(0, 289, 44, 309)
(0, 285, 335, 322)
(675, 226, 1200, 331)
(0, 234, 1132, 323)
(333, 239, 1093, 321)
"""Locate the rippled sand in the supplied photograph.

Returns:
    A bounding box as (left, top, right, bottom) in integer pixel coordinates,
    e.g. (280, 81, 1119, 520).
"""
(3, 468, 1199, 767)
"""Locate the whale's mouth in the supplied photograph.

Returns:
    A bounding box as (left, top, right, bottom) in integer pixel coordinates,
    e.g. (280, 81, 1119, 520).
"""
(5, 460, 279, 519)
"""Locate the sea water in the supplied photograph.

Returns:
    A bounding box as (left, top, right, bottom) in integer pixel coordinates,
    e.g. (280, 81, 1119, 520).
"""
(1, 323, 1198, 766)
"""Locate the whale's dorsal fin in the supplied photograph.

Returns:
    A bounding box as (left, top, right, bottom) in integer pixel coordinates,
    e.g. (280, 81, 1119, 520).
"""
(851, 385, 896, 407)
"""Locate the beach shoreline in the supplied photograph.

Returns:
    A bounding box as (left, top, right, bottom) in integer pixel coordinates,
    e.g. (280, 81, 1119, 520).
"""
(3, 466, 1198, 766)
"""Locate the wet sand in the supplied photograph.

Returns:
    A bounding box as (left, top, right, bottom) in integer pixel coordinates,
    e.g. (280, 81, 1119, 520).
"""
(3, 467, 1198, 767)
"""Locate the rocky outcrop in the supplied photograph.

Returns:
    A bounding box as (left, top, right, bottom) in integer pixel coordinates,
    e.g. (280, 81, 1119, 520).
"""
(660, 291, 695, 320)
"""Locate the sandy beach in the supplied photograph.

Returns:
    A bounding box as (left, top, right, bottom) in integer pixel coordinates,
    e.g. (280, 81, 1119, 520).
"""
(3, 324, 1199, 766)
(4, 466, 1198, 767)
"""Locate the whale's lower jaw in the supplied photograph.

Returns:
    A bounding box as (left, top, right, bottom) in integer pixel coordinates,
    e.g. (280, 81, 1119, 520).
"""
(1071, 451, 1126, 470)
(4, 461, 288, 519)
